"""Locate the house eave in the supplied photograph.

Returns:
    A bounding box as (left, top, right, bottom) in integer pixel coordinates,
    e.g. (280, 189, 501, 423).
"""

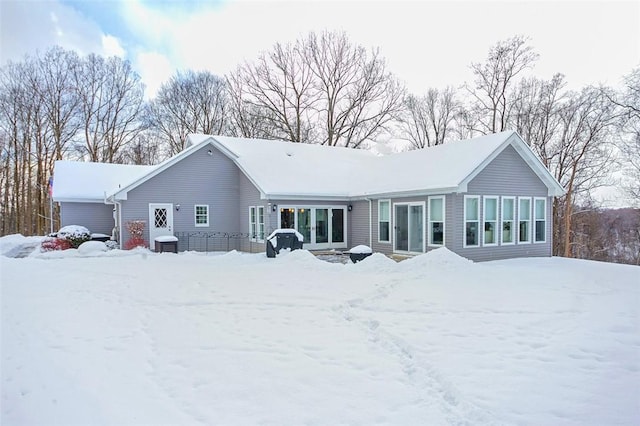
(351, 186, 460, 200)
(54, 197, 112, 204)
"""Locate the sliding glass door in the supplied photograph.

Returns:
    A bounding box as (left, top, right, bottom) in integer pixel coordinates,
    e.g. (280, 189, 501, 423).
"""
(394, 202, 425, 253)
(279, 206, 347, 249)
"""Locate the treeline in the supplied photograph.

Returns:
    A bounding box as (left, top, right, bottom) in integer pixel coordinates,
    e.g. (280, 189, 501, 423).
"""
(1, 32, 638, 262)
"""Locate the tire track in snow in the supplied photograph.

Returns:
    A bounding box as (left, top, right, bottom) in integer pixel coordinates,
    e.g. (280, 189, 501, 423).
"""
(334, 279, 500, 425)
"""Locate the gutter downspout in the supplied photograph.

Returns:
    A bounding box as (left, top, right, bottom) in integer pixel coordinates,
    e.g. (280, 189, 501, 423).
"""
(104, 191, 120, 248)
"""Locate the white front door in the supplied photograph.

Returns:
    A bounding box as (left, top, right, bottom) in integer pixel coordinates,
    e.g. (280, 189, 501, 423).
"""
(149, 203, 173, 250)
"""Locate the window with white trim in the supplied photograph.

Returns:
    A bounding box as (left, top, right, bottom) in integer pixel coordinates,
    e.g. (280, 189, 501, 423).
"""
(195, 204, 209, 227)
(483, 196, 498, 246)
(378, 200, 390, 242)
(518, 197, 531, 243)
(534, 198, 546, 243)
(250, 206, 265, 242)
(464, 196, 480, 247)
(257, 206, 265, 241)
(501, 197, 515, 244)
(428, 196, 445, 246)
(249, 206, 257, 240)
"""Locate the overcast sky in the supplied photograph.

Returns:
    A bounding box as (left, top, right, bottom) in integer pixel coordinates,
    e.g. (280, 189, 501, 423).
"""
(1, 0, 639, 99)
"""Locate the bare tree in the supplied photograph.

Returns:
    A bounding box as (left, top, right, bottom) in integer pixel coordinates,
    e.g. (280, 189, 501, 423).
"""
(230, 30, 404, 148)
(549, 87, 619, 257)
(400, 87, 460, 149)
(466, 35, 539, 135)
(605, 67, 640, 203)
(231, 40, 316, 143)
(74, 54, 145, 163)
(148, 70, 229, 155)
(306, 31, 405, 148)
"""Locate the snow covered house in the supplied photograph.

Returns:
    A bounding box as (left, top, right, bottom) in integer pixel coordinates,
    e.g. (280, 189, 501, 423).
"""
(52, 130, 564, 261)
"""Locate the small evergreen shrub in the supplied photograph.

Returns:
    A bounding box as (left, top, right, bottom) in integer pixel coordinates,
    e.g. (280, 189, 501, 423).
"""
(57, 225, 92, 249)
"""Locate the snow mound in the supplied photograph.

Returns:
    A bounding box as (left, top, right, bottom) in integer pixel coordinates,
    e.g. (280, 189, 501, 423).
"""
(0, 234, 44, 258)
(349, 245, 372, 254)
(399, 247, 473, 270)
(350, 252, 398, 273)
(78, 241, 108, 255)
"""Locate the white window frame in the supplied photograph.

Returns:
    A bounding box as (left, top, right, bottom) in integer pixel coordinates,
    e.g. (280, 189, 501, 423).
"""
(483, 196, 499, 246)
(534, 197, 547, 244)
(463, 195, 480, 248)
(194, 204, 209, 227)
(518, 197, 532, 244)
(249, 206, 257, 241)
(249, 206, 267, 242)
(428, 195, 445, 247)
(257, 206, 265, 242)
(501, 197, 516, 245)
(378, 199, 391, 243)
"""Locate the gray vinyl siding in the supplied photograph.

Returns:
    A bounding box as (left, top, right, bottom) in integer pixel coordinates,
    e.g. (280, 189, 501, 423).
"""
(119, 144, 240, 247)
(452, 145, 553, 262)
(348, 200, 370, 249)
(59, 202, 114, 236)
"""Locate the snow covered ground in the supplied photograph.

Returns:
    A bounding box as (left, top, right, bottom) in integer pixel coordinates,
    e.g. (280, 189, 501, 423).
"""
(1, 234, 639, 425)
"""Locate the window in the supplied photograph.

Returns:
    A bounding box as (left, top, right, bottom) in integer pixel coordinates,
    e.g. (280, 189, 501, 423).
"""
(501, 197, 515, 245)
(195, 205, 209, 227)
(428, 196, 445, 246)
(534, 198, 546, 243)
(250, 206, 265, 242)
(257, 206, 265, 241)
(483, 196, 498, 246)
(518, 197, 531, 243)
(464, 196, 480, 247)
(378, 200, 390, 242)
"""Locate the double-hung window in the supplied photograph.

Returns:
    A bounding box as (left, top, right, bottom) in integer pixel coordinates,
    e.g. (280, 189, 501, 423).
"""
(428, 196, 445, 246)
(518, 197, 531, 243)
(483, 196, 498, 246)
(464, 196, 480, 247)
(195, 205, 209, 227)
(378, 200, 390, 242)
(534, 198, 546, 243)
(257, 206, 265, 241)
(501, 197, 515, 244)
(250, 206, 265, 242)
(249, 207, 257, 240)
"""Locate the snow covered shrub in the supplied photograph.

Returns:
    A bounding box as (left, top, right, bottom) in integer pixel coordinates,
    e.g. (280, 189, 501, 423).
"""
(57, 225, 92, 249)
(105, 240, 118, 250)
(125, 220, 147, 249)
(40, 237, 72, 252)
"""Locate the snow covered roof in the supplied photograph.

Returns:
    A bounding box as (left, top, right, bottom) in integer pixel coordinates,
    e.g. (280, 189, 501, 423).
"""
(209, 131, 564, 199)
(211, 135, 378, 199)
(53, 161, 156, 202)
(54, 131, 564, 204)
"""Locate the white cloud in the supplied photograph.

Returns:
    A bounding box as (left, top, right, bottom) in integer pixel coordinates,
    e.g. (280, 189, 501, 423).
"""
(101, 34, 126, 58)
(135, 51, 174, 99)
